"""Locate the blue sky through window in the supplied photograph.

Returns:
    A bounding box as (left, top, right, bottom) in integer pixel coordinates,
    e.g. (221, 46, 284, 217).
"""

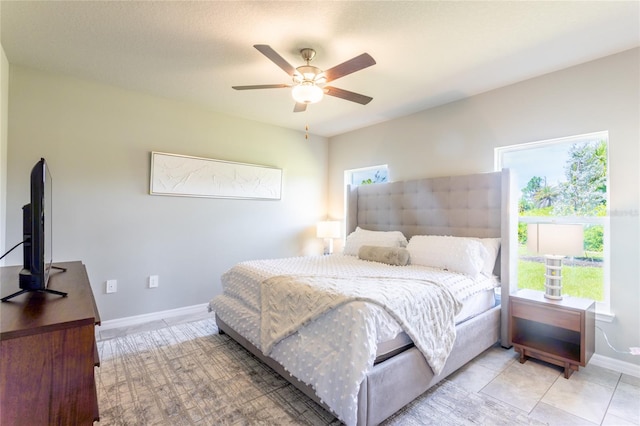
(500, 133, 606, 196)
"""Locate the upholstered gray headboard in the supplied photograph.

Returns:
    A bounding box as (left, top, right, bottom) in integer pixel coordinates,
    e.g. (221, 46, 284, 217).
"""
(345, 169, 517, 346)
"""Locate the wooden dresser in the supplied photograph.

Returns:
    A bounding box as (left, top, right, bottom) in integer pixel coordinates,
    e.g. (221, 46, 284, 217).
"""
(0, 261, 101, 425)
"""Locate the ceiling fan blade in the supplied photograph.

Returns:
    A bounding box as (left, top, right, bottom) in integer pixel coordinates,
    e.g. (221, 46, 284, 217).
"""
(254, 44, 296, 76)
(293, 102, 307, 113)
(324, 86, 373, 105)
(232, 84, 290, 90)
(324, 53, 376, 83)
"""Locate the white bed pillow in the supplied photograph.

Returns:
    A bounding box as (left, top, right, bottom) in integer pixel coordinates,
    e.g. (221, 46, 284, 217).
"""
(406, 235, 488, 277)
(475, 238, 501, 276)
(343, 227, 408, 256)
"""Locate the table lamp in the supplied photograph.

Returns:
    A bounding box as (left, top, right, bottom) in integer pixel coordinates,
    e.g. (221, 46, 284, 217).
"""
(317, 221, 341, 255)
(527, 223, 584, 300)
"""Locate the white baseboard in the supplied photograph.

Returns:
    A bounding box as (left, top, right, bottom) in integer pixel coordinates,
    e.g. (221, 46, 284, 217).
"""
(98, 303, 210, 331)
(590, 353, 640, 378)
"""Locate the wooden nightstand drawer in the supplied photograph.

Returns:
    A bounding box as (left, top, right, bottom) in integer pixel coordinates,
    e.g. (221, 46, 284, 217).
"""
(512, 300, 581, 332)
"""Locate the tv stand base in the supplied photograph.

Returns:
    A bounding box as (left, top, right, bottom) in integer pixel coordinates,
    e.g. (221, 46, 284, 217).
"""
(1, 287, 68, 302)
(2, 265, 69, 302)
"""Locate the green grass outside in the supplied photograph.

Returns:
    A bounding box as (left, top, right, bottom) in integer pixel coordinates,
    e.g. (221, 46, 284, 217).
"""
(518, 260, 604, 301)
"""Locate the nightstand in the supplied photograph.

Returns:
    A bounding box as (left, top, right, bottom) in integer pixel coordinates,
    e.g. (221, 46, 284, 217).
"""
(509, 289, 595, 379)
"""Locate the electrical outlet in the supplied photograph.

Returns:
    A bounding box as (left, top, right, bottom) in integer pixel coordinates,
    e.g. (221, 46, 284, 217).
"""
(106, 279, 117, 293)
(148, 275, 159, 288)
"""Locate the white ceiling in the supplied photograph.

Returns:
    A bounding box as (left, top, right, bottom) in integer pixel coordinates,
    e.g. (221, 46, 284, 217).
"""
(1, 1, 638, 137)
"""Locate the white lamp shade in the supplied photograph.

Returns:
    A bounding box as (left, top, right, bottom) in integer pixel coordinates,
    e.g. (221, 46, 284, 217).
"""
(317, 221, 341, 239)
(292, 83, 324, 104)
(527, 223, 584, 256)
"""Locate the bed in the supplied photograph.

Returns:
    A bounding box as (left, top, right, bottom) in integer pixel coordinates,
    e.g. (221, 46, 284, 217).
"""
(210, 169, 517, 426)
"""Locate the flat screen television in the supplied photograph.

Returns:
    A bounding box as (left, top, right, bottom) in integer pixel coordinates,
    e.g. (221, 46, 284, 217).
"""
(1, 158, 66, 302)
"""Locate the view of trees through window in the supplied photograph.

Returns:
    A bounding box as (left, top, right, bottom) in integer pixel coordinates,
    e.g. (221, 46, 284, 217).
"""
(346, 165, 389, 186)
(497, 132, 608, 302)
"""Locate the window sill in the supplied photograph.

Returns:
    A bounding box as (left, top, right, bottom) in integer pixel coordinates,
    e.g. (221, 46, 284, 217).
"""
(596, 310, 615, 323)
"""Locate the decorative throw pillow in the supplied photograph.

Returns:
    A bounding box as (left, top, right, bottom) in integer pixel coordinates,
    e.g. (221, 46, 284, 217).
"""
(406, 235, 488, 277)
(343, 227, 408, 256)
(358, 245, 411, 266)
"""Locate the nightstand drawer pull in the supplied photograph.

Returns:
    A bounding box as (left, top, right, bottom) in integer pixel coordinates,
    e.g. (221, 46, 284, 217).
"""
(512, 302, 581, 332)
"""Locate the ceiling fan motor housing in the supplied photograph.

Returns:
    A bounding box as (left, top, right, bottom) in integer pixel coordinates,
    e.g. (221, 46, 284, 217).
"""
(293, 65, 326, 85)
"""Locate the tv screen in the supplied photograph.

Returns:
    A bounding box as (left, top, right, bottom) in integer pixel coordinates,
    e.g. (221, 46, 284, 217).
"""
(19, 158, 52, 290)
(1, 158, 66, 302)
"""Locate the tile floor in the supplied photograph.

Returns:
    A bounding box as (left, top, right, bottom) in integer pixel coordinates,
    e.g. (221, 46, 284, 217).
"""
(448, 345, 640, 425)
(97, 312, 640, 425)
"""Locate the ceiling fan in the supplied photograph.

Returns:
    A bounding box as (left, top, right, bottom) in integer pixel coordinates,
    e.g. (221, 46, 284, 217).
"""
(232, 44, 376, 112)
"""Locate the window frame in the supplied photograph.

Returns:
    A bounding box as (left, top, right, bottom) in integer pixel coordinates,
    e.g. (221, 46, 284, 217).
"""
(343, 164, 389, 237)
(495, 131, 611, 316)
(344, 164, 389, 188)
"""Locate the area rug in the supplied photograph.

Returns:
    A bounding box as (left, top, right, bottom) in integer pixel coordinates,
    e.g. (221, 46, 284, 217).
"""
(96, 318, 542, 425)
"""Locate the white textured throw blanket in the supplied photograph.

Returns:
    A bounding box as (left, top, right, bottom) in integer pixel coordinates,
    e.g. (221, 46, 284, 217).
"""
(211, 255, 499, 426)
(261, 275, 462, 375)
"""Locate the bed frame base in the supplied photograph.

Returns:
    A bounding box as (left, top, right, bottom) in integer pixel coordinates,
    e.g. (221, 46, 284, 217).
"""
(216, 305, 500, 426)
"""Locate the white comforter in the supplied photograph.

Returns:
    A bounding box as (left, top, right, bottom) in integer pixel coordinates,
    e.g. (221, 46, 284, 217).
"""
(209, 254, 498, 426)
(261, 274, 461, 372)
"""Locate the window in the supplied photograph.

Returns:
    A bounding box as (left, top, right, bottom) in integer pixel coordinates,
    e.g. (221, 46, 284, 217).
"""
(495, 132, 609, 312)
(343, 165, 389, 236)
(345, 165, 388, 187)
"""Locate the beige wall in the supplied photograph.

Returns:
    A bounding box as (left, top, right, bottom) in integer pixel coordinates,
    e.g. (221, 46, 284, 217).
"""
(5, 66, 328, 320)
(328, 48, 640, 365)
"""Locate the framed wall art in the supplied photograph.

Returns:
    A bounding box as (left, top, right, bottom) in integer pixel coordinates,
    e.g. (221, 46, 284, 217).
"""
(150, 152, 282, 200)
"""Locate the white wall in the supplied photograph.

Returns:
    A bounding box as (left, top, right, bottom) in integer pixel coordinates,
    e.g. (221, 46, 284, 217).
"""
(5, 66, 328, 320)
(0, 45, 8, 263)
(328, 48, 640, 366)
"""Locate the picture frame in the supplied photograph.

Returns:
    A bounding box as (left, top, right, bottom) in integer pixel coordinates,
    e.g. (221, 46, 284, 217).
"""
(150, 152, 282, 200)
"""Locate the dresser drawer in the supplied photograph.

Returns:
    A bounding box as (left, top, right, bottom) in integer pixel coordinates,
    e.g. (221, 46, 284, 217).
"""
(511, 299, 581, 332)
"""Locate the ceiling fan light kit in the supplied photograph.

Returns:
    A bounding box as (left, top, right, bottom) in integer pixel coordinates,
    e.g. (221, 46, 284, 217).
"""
(233, 44, 376, 112)
(291, 51, 326, 104)
(292, 83, 324, 104)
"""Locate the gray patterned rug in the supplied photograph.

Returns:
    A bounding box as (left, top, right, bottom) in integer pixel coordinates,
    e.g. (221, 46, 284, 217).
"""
(96, 319, 542, 425)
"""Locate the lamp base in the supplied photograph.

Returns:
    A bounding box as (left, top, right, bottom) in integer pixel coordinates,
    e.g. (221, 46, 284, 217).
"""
(543, 292, 563, 300)
(323, 238, 334, 255)
(543, 255, 564, 300)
